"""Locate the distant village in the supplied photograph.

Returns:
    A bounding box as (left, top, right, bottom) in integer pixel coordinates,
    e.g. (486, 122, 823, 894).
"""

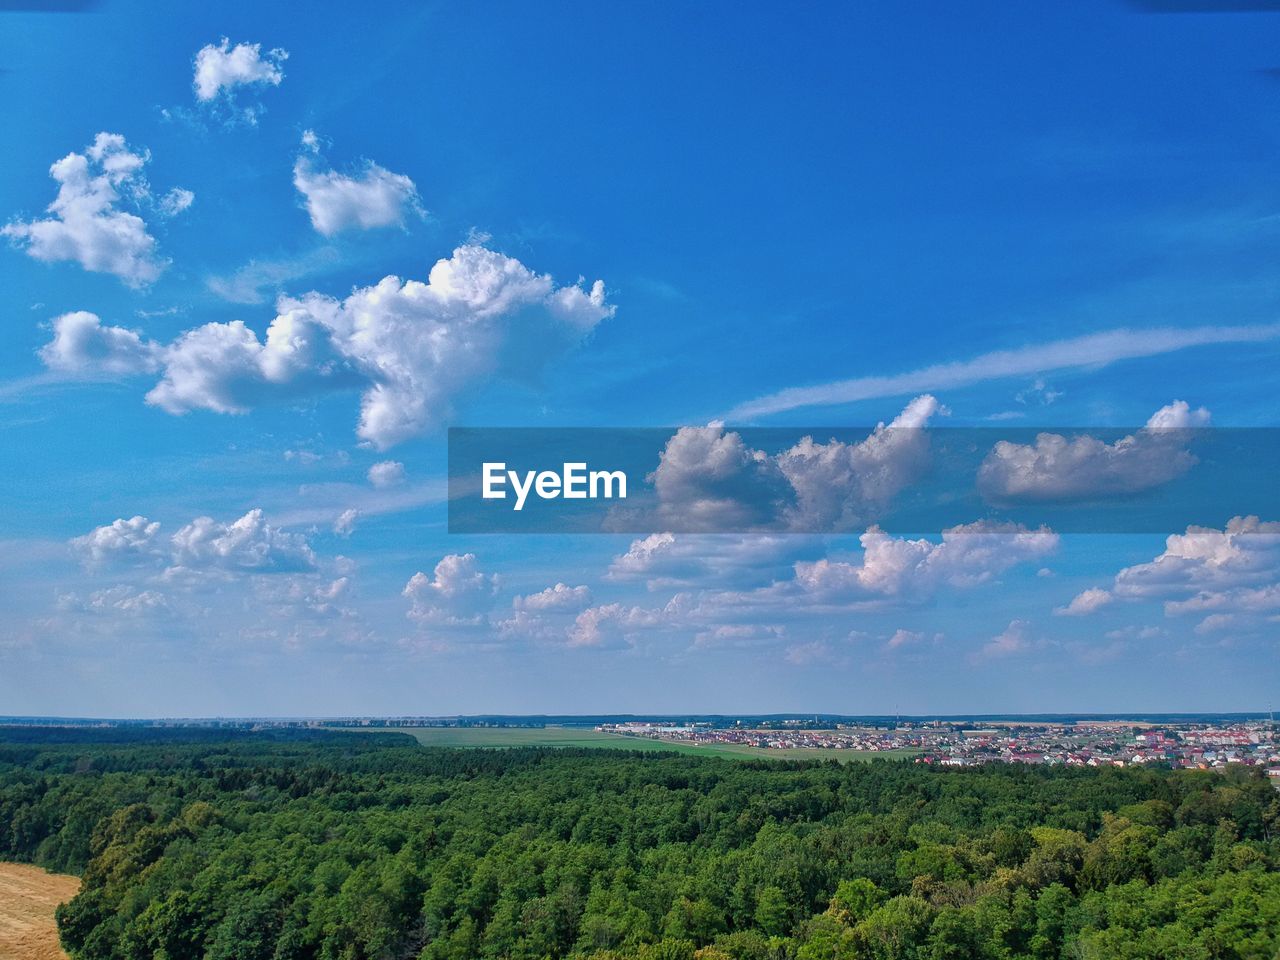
(596, 719, 1280, 776)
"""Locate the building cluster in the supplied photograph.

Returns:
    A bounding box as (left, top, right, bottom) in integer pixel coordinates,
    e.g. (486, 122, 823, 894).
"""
(597, 719, 1280, 774)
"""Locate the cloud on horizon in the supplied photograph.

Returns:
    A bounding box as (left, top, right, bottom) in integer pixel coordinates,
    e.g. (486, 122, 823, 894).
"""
(1056, 515, 1280, 636)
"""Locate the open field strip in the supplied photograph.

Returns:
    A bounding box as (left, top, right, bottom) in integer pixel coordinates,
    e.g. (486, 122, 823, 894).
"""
(0, 862, 78, 960)
(350, 726, 922, 761)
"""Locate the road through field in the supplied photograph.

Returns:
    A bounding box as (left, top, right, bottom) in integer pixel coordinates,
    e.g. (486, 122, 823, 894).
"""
(0, 862, 79, 960)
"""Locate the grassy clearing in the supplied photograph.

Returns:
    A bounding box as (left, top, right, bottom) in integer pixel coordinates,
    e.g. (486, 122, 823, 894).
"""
(358, 726, 744, 757)
(0, 861, 79, 960)
(345, 726, 920, 762)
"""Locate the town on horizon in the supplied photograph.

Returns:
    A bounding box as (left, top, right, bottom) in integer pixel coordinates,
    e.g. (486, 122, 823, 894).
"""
(6, 711, 1278, 776)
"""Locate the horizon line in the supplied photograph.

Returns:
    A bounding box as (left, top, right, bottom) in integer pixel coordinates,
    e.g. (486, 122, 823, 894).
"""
(2, 710, 1274, 724)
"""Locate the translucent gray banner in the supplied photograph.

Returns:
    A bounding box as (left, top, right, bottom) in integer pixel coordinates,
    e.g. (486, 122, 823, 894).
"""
(447, 426, 1280, 534)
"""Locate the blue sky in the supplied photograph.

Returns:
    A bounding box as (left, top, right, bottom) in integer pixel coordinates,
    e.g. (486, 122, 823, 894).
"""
(1, 0, 1278, 717)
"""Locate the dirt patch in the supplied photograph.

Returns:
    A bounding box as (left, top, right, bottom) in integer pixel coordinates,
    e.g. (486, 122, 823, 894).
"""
(0, 862, 80, 960)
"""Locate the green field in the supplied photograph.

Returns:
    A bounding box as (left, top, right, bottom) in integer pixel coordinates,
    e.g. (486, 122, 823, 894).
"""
(347, 726, 920, 762)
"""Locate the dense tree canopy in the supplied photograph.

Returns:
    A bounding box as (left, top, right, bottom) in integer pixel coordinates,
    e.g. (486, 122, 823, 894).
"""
(1, 728, 1277, 960)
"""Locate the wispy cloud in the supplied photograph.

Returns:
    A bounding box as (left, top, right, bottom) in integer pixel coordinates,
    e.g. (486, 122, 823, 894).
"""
(727, 324, 1280, 420)
(0, 372, 58, 403)
(270, 478, 449, 529)
(205, 246, 340, 304)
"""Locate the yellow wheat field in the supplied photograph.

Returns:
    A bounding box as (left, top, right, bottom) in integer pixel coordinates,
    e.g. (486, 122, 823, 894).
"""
(0, 862, 79, 960)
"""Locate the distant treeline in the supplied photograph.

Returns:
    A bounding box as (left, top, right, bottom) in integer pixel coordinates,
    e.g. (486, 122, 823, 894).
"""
(1, 728, 1277, 960)
(3, 712, 1271, 728)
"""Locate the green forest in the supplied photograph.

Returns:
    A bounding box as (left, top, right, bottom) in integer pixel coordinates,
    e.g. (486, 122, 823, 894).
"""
(1, 728, 1277, 960)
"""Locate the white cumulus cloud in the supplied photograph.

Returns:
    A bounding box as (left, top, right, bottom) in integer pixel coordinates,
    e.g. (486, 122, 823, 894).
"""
(58, 585, 170, 618)
(676, 521, 1058, 629)
(403, 553, 499, 626)
(1112, 515, 1280, 601)
(978, 401, 1211, 502)
(568, 602, 666, 649)
(649, 395, 943, 532)
(606, 532, 805, 590)
(778, 394, 943, 528)
(792, 520, 1058, 600)
(1074, 516, 1280, 637)
(71, 516, 162, 566)
(193, 38, 287, 102)
(40, 311, 162, 377)
(1054, 587, 1113, 616)
(72, 509, 316, 578)
(512, 582, 592, 612)
(367, 460, 406, 488)
(332, 508, 359, 537)
(167, 509, 316, 575)
(39, 243, 615, 448)
(294, 133, 422, 236)
(3, 133, 186, 286)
